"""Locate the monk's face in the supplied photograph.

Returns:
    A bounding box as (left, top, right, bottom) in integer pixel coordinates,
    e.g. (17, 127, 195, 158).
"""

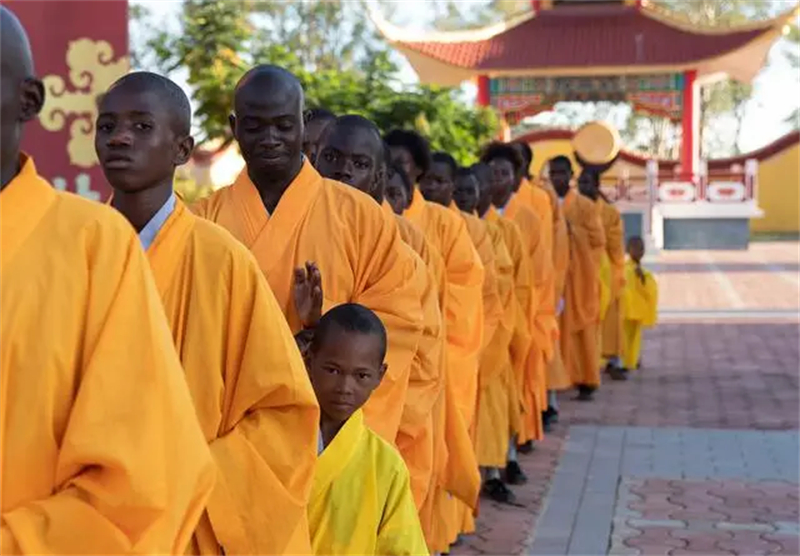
(303, 116, 334, 165)
(96, 88, 192, 193)
(453, 173, 479, 214)
(385, 170, 409, 215)
(489, 157, 515, 207)
(578, 172, 599, 200)
(307, 326, 386, 425)
(474, 167, 494, 216)
(389, 145, 419, 184)
(549, 160, 573, 197)
(419, 160, 454, 207)
(232, 76, 304, 178)
(316, 125, 382, 199)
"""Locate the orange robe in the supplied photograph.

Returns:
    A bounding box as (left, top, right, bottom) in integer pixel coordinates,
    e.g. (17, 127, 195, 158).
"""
(404, 189, 482, 551)
(475, 220, 517, 467)
(391, 211, 448, 548)
(383, 203, 446, 517)
(0, 156, 215, 554)
(599, 200, 626, 361)
(560, 190, 606, 388)
(545, 182, 571, 391)
(144, 200, 320, 554)
(193, 160, 423, 443)
(485, 211, 533, 442)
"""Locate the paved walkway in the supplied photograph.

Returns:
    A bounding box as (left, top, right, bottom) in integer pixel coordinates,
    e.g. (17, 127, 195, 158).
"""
(451, 242, 800, 556)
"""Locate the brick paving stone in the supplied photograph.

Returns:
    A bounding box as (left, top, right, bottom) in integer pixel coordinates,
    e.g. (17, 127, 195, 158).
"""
(454, 246, 800, 556)
(716, 531, 783, 555)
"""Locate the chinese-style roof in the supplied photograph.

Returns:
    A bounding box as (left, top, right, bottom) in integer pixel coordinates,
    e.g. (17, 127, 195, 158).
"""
(372, 1, 798, 86)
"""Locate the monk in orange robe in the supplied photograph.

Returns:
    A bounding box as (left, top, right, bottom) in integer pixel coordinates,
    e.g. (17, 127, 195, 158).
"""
(454, 166, 525, 505)
(386, 130, 483, 551)
(302, 107, 335, 165)
(313, 115, 445, 523)
(193, 66, 424, 446)
(550, 157, 606, 401)
(97, 72, 320, 554)
(1, 9, 215, 552)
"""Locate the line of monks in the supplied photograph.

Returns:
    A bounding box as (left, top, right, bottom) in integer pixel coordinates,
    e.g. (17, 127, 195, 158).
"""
(0, 6, 657, 554)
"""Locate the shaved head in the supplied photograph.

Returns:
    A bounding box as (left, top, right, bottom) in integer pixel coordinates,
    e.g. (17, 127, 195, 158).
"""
(1, 5, 45, 189)
(234, 64, 304, 112)
(105, 72, 191, 136)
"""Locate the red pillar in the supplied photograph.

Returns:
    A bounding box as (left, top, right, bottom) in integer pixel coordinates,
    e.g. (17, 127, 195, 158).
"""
(477, 74, 490, 107)
(531, 0, 542, 12)
(681, 69, 699, 181)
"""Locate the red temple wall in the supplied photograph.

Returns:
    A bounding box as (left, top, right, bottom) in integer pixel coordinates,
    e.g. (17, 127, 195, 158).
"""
(4, 0, 129, 202)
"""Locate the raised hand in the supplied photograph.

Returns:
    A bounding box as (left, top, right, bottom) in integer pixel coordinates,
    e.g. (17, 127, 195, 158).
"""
(293, 261, 323, 329)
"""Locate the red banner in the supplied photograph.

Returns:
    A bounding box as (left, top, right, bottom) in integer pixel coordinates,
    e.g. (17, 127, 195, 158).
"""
(4, 0, 129, 202)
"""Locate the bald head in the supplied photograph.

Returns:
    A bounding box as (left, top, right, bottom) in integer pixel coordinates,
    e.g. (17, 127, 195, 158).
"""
(1, 6, 34, 77)
(234, 64, 304, 111)
(1, 5, 44, 189)
(105, 72, 192, 136)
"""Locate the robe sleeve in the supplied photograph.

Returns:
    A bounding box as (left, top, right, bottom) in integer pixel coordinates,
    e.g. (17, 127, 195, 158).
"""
(605, 207, 626, 294)
(1, 230, 215, 555)
(203, 251, 319, 555)
(356, 210, 424, 442)
(472, 224, 503, 349)
(376, 464, 430, 556)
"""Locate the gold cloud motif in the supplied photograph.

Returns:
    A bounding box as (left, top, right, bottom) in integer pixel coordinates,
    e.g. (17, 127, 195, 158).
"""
(40, 38, 129, 168)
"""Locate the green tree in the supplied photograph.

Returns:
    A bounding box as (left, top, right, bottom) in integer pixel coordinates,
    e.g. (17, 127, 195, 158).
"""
(785, 24, 800, 130)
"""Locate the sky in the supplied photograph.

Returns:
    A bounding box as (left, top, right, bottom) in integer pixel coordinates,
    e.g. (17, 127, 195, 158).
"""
(131, 0, 800, 154)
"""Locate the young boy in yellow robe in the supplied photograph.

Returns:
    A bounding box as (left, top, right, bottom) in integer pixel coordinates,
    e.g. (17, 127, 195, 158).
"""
(0, 8, 215, 553)
(97, 71, 321, 554)
(303, 303, 429, 555)
(622, 236, 658, 371)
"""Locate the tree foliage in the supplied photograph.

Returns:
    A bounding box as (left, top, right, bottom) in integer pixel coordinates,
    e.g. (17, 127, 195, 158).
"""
(134, 0, 497, 163)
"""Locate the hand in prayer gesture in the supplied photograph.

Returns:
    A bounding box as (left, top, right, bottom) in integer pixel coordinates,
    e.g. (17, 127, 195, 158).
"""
(294, 261, 323, 329)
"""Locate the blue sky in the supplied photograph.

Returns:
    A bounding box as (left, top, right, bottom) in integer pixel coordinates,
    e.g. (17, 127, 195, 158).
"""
(132, 0, 800, 154)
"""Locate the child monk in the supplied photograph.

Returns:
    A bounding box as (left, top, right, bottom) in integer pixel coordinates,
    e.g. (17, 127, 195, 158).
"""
(96, 71, 320, 554)
(622, 236, 658, 372)
(303, 303, 429, 555)
(0, 8, 214, 553)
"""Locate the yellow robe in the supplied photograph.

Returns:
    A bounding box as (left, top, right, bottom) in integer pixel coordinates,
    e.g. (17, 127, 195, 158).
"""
(507, 178, 553, 258)
(485, 211, 533, 442)
(308, 410, 428, 556)
(476, 221, 516, 467)
(145, 200, 320, 554)
(384, 204, 446, 514)
(0, 156, 215, 554)
(599, 200, 626, 360)
(193, 160, 424, 443)
(403, 189, 482, 550)
(622, 259, 658, 370)
(560, 190, 606, 388)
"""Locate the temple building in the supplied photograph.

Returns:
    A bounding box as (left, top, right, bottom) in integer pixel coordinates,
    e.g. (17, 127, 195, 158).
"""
(373, 0, 800, 248)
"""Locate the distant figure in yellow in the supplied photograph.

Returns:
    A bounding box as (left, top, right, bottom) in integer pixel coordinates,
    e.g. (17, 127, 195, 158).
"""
(0, 7, 214, 553)
(303, 303, 429, 556)
(549, 157, 605, 401)
(622, 236, 659, 372)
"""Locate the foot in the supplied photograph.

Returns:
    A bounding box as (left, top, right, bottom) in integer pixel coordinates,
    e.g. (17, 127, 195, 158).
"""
(575, 385, 595, 401)
(482, 478, 516, 504)
(609, 366, 628, 381)
(517, 440, 534, 454)
(549, 407, 560, 423)
(504, 460, 528, 485)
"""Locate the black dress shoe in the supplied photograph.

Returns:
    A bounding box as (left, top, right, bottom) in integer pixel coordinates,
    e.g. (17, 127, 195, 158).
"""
(482, 478, 516, 504)
(609, 366, 628, 381)
(575, 385, 595, 401)
(517, 440, 534, 454)
(504, 460, 528, 485)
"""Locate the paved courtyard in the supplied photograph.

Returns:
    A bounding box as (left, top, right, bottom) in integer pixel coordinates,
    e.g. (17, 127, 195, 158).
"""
(451, 242, 800, 556)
